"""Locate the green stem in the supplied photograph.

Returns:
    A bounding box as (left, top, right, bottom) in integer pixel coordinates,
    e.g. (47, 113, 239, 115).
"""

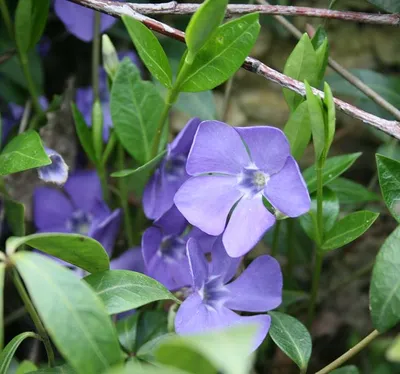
(316, 164, 324, 245)
(0, 0, 14, 39)
(307, 251, 323, 327)
(271, 220, 281, 257)
(151, 93, 173, 159)
(98, 165, 110, 203)
(117, 144, 135, 247)
(12, 270, 55, 367)
(102, 132, 117, 165)
(286, 219, 295, 280)
(316, 330, 380, 374)
(92, 11, 101, 101)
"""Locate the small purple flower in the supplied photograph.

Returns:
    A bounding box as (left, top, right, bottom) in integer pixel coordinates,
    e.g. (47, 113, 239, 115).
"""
(54, 0, 117, 42)
(34, 169, 120, 255)
(37, 147, 69, 185)
(76, 51, 142, 141)
(174, 121, 311, 257)
(175, 237, 282, 351)
(142, 205, 216, 291)
(143, 118, 201, 220)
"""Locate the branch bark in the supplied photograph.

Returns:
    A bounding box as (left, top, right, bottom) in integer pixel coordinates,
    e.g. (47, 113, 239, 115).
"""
(67, 0, 400, 140)
(68, 0, 400, 25)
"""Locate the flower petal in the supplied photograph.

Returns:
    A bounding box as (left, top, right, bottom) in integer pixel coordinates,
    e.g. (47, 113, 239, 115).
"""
(37, 147, 69, 185)
(154, 205, 188, 236)
(187, 238, 208, 289)
(235, 126, 290, 174)
(223, 197, 275, 257)
(186, 121, 249, 175)
(175, 175, 242, 236)
(234, 314, 271, 352)
(265, 156, 311, 217)
(110, 247, 146, 273)
(64, 170, 103, 213)
(33, 187, 73, 231)
(141, 227, 163, 267)
(225, 255, 282, 312)
(188, 227, 218, 254)
(170, 118, 201, 156)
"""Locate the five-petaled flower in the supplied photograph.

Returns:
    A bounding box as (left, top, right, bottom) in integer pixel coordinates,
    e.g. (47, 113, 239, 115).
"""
(175, 237, 282, 351)
(174, 121, 311, 257)
(143, 118, 201, 220)
(142, 205, 216, 290)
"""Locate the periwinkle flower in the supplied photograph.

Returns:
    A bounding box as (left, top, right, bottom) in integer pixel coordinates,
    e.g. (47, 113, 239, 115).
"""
(174, 121, 311, 257)
(76, 51, 141, 141)
(54, 0, 117, 42)
(143, 118, 201, 220)
(142, 205, 216, 291)
(175, 237, 282, 351)
(37, 147, 69, 185)
(34, 169, 120, 255)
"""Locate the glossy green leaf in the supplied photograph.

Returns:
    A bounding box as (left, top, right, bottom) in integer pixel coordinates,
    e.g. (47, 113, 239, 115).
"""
(84, 270, 179, 315)
(30, 364, 76, 373)
(71, 103, 97, 164)
(185, 0, 228, 57)
(283, 101, 311, 160)
(137, 334, 174, 363)
(305, 81, 325, 160)
(328, 177, 379, 205)
(330, 366, 360, 374)
(0, 131, 51, 176)
(312, 26, 329, 84)
(377, 154, 400, 223)
(6, 233, 109, 273)
(387, 334, 400, 362)
(0, 263, 4, 351)
(367, 0, 400, 13)
(299, 187, 339, 243)
(116, 312, 140, 353)
(15, 360, 37, 374)
(323, 82, 336, 153)
(13, 252, 122, 374)
(321, 211, 379, 251)
(111, 59, 164, 163)
(4, 198, 25, 236)
(136, 310, 168, 350)
(111, 150, 166, 178)
(29, 0, 50, 49)
(269, 311, 311, 371)
(0, 332, 40, 374)
(283, 34, 318, 111)
(174, 91, 217, 120)
(122, 16, 172, 88)
(15, 0, 32, 53)
(179, 13, 260, 92)
(156, 325, 257, 374)
(303, 153, 362, 193)
(370, 226, 400, 332)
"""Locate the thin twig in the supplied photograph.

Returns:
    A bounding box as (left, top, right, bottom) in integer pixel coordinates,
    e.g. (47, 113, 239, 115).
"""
(257, 0, 400, 122)
(68, 0, 400, 25)
(67, 0, 400, 140)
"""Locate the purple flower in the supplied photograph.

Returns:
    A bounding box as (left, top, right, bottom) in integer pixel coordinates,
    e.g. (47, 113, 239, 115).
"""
(37, 147, 69, 185)
(142, 205, 216, 291)
(174, 121, 311, 257)
(54, 0, 117, 42)
(76, 51, 142, 141)
(175, 237, 282, 351)
(34, 169, 120, 255)
(143, 118, 201, 220)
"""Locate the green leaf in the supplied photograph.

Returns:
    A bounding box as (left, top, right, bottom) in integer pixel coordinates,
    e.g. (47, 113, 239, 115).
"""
(312, 27, 329, 84)
(370, 225, 400, 332)
(30, 365, 76, 373)
(321, 211, 379, 251)
(0, 332, 40, 374)
(84, 270, 179, 315)
(13, 252, 122, 374)
(299, 187, 339, 243)
(311, 26, 328, 50)
(303, 153, 362, 193)
(179, 13, 260, 92)
(283, 34, 318, 111)
(116, 312, 140, 353)
(377, 154, 400, 223)
(111, 150, 166, 178)
(4, 198, 25, 236)
(330, 366, 360, 374)
(137, 334, 174, 363)
(15, 0, 33, 53)
(0, 131, 51, 176)
(281, 290, 309, 309)
(387, 334, 400, 363)
(136, 310, 168, 350)
(15, 360, 37, 374)
(328, 177, 379, 205)
(71, 103, 97, 164)
(269, 311, 312, 371)
(185, 0, 228, 57)
(283, 101, 311, 160)
(323, 82, 336, 153)
(305, 81, 325, 160)
(367, 0, 400, 13)
(111, 59, 164, 163)
(122, 16, 172, 88)
(0, 263, 4, 351)
(29, 0, 50, 49)
(105, 364, 189, 374)
(6, 233, 109, 273)
(174, 91, 217, 120)
(156, 325, 257, 374)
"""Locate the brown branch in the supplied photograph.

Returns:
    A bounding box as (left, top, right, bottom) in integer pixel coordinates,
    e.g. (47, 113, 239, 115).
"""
(67, 0, 400, 140)
(68, 0, 400, 25)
